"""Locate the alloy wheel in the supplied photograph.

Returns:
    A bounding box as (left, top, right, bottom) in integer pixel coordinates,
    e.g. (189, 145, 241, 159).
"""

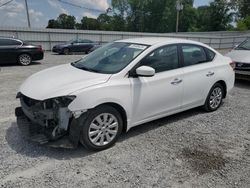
(19, 54, 31, 65)
(209, 87, 222, 109)
(88, 113, 119, 146)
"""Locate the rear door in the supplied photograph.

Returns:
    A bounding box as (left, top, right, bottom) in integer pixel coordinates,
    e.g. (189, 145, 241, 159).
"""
(180, 44, 217, 109)
(79, 39, 93, 52)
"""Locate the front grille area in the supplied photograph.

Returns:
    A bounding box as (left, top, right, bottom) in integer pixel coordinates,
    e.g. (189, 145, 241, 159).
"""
(235, 62, 250, 71)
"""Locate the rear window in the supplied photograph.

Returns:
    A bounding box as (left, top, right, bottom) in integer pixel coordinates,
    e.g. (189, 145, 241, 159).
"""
(78, 39, 93, 43)
(206, 49, 216, 61)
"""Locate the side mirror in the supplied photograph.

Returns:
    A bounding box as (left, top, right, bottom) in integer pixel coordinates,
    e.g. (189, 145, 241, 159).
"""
(233, 44, 239, 49)
(135, 66, 155, 77)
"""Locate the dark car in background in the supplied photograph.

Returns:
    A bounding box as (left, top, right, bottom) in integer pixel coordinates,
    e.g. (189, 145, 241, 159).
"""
(52, 39, 100, 55)
(0, 37, 44, 66)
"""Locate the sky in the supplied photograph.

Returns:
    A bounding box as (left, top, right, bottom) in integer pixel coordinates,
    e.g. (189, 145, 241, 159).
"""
(0, 0, 211, 28)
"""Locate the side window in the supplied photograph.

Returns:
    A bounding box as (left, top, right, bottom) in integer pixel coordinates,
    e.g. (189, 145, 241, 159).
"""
(0, 39, 11, 46)
(140, 45, 179, 73)
(79, 39, 92, 43)
(181, 45, 207, 66)
(9, 39, 22, 45)
(0, 39, 21, 46)
(0, 39, 5, 46)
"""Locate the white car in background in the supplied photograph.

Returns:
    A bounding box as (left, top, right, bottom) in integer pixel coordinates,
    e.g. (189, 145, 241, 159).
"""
(15, 38, 235, 151)
(226, 38, 250, 80)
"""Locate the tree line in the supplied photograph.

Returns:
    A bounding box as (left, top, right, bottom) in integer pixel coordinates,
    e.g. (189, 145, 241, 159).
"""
(47, 0, 250, 32)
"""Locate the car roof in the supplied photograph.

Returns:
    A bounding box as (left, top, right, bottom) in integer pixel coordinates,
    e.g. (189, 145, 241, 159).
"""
(116, 37, 204, 46)
(0, 36, 22, 41)
(0, 36, 15, 39)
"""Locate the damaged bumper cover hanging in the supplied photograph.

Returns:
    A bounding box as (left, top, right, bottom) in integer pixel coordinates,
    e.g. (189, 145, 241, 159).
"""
(15, 93, 87, 149)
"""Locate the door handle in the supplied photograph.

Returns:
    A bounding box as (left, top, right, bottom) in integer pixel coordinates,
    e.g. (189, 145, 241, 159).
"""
(206, 71, 214, 77)
(171, 78, 182, 85)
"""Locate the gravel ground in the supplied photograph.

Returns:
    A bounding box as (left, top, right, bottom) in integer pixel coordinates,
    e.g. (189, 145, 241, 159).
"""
(0, 52, 250, 188)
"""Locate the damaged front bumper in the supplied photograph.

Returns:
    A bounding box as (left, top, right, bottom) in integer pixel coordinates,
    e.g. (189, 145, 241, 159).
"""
(15, 93, 85, 149)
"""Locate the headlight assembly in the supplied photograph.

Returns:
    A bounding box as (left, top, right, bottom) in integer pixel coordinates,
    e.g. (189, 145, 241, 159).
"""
(44, 96, 76, 108)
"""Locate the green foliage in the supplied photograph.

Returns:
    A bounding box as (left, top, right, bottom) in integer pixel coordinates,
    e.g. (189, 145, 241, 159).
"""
(47, 14, 76, 29)
(232, 0, 250, 18)
(195, 0, 233, 32)
(46, 0, 248, 32)
(236, 16, 250, 30)
(79, 17, 100, 30)
(179, 5, 197, 32)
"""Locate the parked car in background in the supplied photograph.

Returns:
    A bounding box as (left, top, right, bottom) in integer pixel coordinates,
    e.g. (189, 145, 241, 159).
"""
(52, 39, 100, 55)
(225, 38, 250, 80)
(16, 38, 235, 151)
(0, 37, 44, 66)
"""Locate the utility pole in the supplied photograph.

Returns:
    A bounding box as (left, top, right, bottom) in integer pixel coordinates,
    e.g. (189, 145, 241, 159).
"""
(24, 0, 31, 28)
(176, 0, 183, 33)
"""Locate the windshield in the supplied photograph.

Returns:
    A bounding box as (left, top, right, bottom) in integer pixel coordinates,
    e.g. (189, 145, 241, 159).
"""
(236, 39, 250, 50)
(71, 42, 148, 74)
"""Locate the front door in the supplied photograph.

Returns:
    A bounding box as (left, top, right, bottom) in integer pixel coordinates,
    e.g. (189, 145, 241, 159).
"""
(130, 44, 183, 125)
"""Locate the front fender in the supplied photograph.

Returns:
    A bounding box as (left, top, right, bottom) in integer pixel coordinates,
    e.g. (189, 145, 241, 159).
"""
(68, 80, 132, 125)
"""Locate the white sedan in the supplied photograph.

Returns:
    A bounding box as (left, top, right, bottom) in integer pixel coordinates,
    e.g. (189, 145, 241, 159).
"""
(16, 38, 235, 151)
(225, 38, 250, 80)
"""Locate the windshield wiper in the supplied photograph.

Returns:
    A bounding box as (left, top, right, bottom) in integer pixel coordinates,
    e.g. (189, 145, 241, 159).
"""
(72, 63, 100, 73)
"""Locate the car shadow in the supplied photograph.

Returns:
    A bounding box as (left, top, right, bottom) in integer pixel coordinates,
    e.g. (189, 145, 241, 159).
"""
(5, 122, 95, 160)
(234, 79, 250, 89)
(0, 61, 41, 67)
(119, 107, 206, 142)
(5, 107, 205, 160)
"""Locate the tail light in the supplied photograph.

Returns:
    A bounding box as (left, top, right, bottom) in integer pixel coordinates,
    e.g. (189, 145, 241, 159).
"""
(229, 61, 235, 71)
(37, 45, 43, 52)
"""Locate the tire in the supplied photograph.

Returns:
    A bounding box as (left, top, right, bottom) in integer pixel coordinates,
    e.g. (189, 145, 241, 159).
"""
(203, 83, 224, 112)
(18, 53, 32, 66)
(63, 48, 70, 55)
(79, 105, 123, 151)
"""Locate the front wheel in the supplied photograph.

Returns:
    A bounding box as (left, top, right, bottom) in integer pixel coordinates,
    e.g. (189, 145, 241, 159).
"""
(203, 83, 224, 112)
(79, 105, 123, 151)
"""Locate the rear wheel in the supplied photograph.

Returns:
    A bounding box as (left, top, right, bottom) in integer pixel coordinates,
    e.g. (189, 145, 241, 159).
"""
(18, 53, 32, 66)
(80, 105, 123, 151)
(203, 83, 224, 112)
(63, 48, 70, 55)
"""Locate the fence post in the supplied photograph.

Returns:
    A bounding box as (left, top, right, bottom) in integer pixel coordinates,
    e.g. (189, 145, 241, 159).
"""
(99, 33, 103, 44)
(219, 38, 222, 49)
(15, 30, 19, 39)
(233, 37, 236, 48)
(48, 32, 51, 51)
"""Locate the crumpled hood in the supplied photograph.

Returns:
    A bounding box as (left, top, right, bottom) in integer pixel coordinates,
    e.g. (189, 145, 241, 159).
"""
(225, 50, 250, 63)
(19, 63, 111, 100)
